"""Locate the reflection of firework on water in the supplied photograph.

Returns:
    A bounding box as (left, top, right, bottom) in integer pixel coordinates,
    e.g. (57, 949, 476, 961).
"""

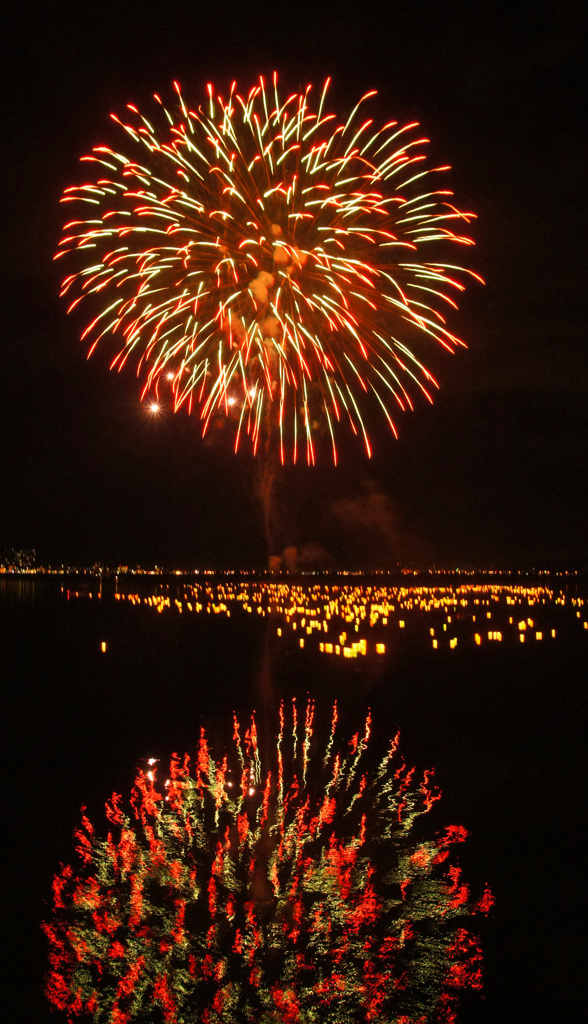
(45, 701, 492, 1023)
(57, 76, 481, 464)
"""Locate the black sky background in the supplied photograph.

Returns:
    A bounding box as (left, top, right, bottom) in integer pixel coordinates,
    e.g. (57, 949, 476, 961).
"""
(1, 0, 586, 569)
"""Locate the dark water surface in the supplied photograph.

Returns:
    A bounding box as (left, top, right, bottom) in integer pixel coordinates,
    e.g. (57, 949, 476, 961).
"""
(2, 575, 585, 1023)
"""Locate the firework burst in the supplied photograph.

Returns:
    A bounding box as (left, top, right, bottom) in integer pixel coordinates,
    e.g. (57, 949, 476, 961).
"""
(57, 75, 481, 464)
(44, 701, 492, 1023)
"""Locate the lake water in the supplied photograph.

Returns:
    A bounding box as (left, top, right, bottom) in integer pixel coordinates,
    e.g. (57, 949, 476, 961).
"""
(2, 573, 585, 1023)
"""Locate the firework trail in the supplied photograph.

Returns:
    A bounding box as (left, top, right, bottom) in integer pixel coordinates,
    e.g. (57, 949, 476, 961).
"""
(57, 75, 481, 466)
(45, 701, 492, 1023)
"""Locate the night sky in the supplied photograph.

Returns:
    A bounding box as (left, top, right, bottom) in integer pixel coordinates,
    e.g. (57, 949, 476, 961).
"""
(1, 0, 586, 569)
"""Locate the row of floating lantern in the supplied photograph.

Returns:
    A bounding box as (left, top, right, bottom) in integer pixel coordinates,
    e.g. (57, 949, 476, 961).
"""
(97, 581, 588, 657)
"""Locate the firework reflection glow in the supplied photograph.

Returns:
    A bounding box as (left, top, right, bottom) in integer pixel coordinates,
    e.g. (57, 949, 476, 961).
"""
(44, 702, 492, 1023)
(57, 75, 481, 463)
